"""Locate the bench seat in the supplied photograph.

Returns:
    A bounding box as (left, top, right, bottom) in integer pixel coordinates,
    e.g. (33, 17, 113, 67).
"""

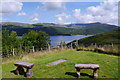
(14, 62, 34, 69)
(74, 64, 100, 78)
(14, 62, 34, 77)
(75, 64, 99, 69)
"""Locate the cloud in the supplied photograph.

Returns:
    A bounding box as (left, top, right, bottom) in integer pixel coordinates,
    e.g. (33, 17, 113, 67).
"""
(0, 0, 23, 16)
(29, 6, 41, 23)
(55, 12, 70, 24)
(17, 12, 27, 16)
(55, 12, 70, 18)
(31, 17, 39, 22)
(72, 9, 81, 22)
(72, 0, 118, 25)
(29, 12, 40, 23)
(42, 0, 65, 11)
(0, 18, 10, 21)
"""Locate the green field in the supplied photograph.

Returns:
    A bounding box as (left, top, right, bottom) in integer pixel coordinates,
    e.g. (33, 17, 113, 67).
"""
(2, 49, 119, 78)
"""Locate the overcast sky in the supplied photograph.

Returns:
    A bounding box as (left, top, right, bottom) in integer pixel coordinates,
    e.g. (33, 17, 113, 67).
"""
(0, 0, 118, 25)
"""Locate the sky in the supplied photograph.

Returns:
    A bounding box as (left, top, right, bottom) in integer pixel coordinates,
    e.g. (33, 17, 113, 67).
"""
(0, 0, 118, 25)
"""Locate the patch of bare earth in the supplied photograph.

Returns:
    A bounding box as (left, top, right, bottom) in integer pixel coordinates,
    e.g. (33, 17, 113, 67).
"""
(46, 59, 67, 66)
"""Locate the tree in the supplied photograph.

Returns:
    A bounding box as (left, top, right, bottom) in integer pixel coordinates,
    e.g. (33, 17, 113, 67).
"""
(2, 29, 50, 57)
(2, 30, 22, 56)
(22, 30, 50, 52)
(2, 30, 10, 56)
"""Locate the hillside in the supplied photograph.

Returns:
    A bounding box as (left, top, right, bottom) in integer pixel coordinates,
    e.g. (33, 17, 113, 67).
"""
(2, 22, 118, 36)
(2, 22, 35, 28)
(67, 28, 120, 45)
(65, 22, 102, 27)
(2, 49, 118, 78)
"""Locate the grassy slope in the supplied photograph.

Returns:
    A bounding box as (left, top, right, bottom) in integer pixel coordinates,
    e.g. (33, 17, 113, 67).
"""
(68, 29, 120, 45)
(2, 49, 118, 78)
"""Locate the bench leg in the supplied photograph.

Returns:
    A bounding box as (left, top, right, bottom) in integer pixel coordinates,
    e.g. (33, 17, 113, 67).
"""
(76, 68, 80, 78)
(26, 68, 33, 77)
(15, 66, 24, 75)
(93, 69, 98, 78)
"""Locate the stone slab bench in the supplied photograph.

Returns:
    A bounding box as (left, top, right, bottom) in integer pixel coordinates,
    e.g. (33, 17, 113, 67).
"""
(14, 62, 34, 77)
(74, 64, 99, 78)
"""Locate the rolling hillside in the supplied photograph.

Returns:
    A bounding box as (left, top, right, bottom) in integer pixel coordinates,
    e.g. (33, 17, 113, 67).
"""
(2, 22, 118, 36)
(65, 22, 102, 27)
(2, 22, 35, 28)
(67, 28, 120, 45)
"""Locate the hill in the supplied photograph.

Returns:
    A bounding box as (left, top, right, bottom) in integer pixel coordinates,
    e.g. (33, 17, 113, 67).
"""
(2, 22, 35, 28)
(67, 28, 120, 46)
(2, 22, 118, 36)
(65, 22, 102, 27)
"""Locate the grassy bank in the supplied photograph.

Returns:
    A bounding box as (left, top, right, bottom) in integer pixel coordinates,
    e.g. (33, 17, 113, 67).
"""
(2, 49, 119, 78)
(78, 29, 120, 45)
(67, 29, 120, 55)
(76, 44, 119, 56)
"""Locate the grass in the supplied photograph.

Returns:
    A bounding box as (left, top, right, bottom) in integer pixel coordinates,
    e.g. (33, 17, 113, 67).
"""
(0, 65, 2, 79)
(2, 49, 119, 78)
(68, 29, 120, 46)
(77, 44, 119, 56)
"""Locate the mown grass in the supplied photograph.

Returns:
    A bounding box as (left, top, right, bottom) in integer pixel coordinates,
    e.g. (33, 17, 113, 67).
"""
(2, 49, 119, 78)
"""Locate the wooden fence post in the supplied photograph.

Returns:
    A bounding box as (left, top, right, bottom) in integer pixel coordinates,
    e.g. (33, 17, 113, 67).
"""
(32, 46, 35, 52)
(62, 42, 64, 49)
(112, 43, 114, 47)
(13, 48, 15, 56)
(48, 44, 50, 50)
(76, 40, 78, 48)
(41, 48, 43, 51)
(20, 44, 22, 53)
(71, 43, 73, 49)
(95, 43, 97, 48)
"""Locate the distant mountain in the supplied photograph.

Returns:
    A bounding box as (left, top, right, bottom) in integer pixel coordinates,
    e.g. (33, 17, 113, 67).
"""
(32, 23, 65, 27)
(2, 22, 119, 36)
(2, 22, 35, 28)
(65, 22, 102, 27)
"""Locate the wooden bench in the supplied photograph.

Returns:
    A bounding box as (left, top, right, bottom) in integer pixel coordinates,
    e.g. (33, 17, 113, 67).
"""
(74, 64, 99, 78)
(14, 62, 34, 77)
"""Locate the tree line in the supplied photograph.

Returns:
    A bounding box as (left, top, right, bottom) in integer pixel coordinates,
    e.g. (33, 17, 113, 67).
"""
(2, 30, 50, 57)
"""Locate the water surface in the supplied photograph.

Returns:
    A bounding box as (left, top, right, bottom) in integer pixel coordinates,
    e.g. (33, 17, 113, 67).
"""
(18, 35, 91, 48)
(50, 35, 91, 48)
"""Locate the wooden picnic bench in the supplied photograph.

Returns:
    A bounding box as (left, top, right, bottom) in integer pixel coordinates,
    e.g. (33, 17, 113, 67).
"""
(14, 62, 34, 77)
(75, 64, 99, 78)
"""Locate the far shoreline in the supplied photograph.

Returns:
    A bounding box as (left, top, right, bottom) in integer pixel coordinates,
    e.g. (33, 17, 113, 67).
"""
(17, 34, 93, 37)
(50, 34, 93, 36)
